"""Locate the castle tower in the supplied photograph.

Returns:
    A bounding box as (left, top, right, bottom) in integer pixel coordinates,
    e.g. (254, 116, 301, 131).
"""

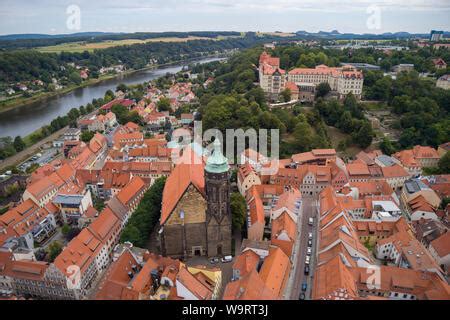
(205, 139, 232, 257)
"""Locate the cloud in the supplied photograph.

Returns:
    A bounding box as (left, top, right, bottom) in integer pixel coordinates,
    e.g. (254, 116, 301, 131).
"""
(0, 0, 449, 34)
(29, 0, 446, 14)
(88, 0, 450, 12)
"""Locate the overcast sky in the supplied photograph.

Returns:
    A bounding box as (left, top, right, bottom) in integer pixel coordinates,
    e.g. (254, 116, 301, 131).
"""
(0, 0, 449, 35)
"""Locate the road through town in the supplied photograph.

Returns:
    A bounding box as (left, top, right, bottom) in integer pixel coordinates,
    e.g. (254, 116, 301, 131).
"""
(289, 196, 319, 300)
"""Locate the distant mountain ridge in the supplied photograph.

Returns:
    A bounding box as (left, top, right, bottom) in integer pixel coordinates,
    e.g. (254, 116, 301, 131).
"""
(295, 30, 450, 39)
(0, 32, 117, 40)
(1, 30, 449, 41)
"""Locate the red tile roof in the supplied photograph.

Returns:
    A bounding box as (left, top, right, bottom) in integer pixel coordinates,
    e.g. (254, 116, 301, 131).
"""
(258, 247, 290, 297)
(223, 269, 277, 300)
(247, 188, 265, 226)
(177, 266, 213, 300)
(430, 231, 450, 258)
(312, 255, 358, 300)
(232, 250, 260, 278)
(412, 145, 440, 159)
(88, 208, 120, 241)
(346, 161, 370, 176)
(95, 249, 140, 300)
(381, 164, 409, 178)
(160, 163, 205, 225)
(116, 176, 146, 207)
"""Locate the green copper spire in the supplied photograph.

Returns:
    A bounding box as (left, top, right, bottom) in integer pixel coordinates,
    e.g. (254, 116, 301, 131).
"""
(205, 139, 229, 173)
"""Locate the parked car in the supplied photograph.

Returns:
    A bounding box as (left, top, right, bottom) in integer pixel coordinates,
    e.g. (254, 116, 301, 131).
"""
(305, 256, 310, 264)
(308, 217, 314, 226)
(307, 247, 312, 255)
(299, 293, 305, 300)
(304, 265, 310, 275)
(308, 239, 313, 247)
(301, 282, 308, 291)
(308, 232, 313, 240)
(209, 257, 219, 264)
(221, 255, 233, 263)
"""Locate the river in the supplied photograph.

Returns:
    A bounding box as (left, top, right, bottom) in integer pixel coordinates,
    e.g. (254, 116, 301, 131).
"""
(0, 57, 224, 138)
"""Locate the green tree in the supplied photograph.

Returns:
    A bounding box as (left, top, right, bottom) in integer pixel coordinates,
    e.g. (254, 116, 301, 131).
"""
(120, 225, 142, 245)
(80, 131, 95, 142)
(352, 122, 373, 149)
(293, 121, 314, 152)
(104, 90, 115, 101)
(26, 163, 40, 174)
(93, 197, 105, 212)
(316, 82, 331, 98)
(47, 241, 63, 262)
(69, 71, 82, 85)
(67, 108, 80, 121)
(120, 177, 166, 247)
(116, 83, 128, 92)
(79, 105, 87, 115)
(336, 111, 354, 134)
(230, 192, 246, 231)
(379, 138, 396, 156)
(280, 88, 291, 102)
(438, 151, 450, 174)
(157, 97, 171, 112)
(0, 137, 17, 159)
(369, 77, 392, 101)
(61, 224, 71, 236)
(13, 136, 26, 152)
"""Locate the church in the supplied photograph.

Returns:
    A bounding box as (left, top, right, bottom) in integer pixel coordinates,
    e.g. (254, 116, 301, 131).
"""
(158, 140, 232, 258)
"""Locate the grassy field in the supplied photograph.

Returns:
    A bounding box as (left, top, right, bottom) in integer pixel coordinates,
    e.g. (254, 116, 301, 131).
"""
(256, 31, 296, 38)
(36, 36, 231, 53)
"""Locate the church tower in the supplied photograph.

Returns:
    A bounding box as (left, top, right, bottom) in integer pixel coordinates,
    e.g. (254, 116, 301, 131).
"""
(205, 139, 232, 257)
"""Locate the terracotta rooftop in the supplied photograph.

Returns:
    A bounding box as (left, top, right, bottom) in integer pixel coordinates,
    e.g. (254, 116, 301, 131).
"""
(346, 161, 370, 176)
(223, 269, 277, 300)
(160, 163, 205, 225)
(95, 249, 140, 300)
(412, 145, 439, 159)
(430, 231, 450, 258)
(116, 176, 146, 207)
(381, 164, 409, 178)
(312, 255, 358, 300)
(177, 266, 213, 300)
(247, 188, 265, 226)
(258, 247, 290, 298)
(232, 250, 260, 278)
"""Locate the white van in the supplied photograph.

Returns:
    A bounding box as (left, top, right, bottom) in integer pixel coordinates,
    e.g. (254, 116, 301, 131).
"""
(221, 255, 233, 263)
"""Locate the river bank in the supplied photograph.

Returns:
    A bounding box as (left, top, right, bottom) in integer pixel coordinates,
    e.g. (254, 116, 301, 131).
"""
(0, 126, 68, 172)
(0, 55, 227, 138)
(0, 53, 227, 114)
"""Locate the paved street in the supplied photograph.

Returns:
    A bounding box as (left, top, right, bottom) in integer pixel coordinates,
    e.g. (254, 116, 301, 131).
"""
(92, 150, 109, 170)
(0, 126, 68, 171)
(289, 196, 319, 300)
